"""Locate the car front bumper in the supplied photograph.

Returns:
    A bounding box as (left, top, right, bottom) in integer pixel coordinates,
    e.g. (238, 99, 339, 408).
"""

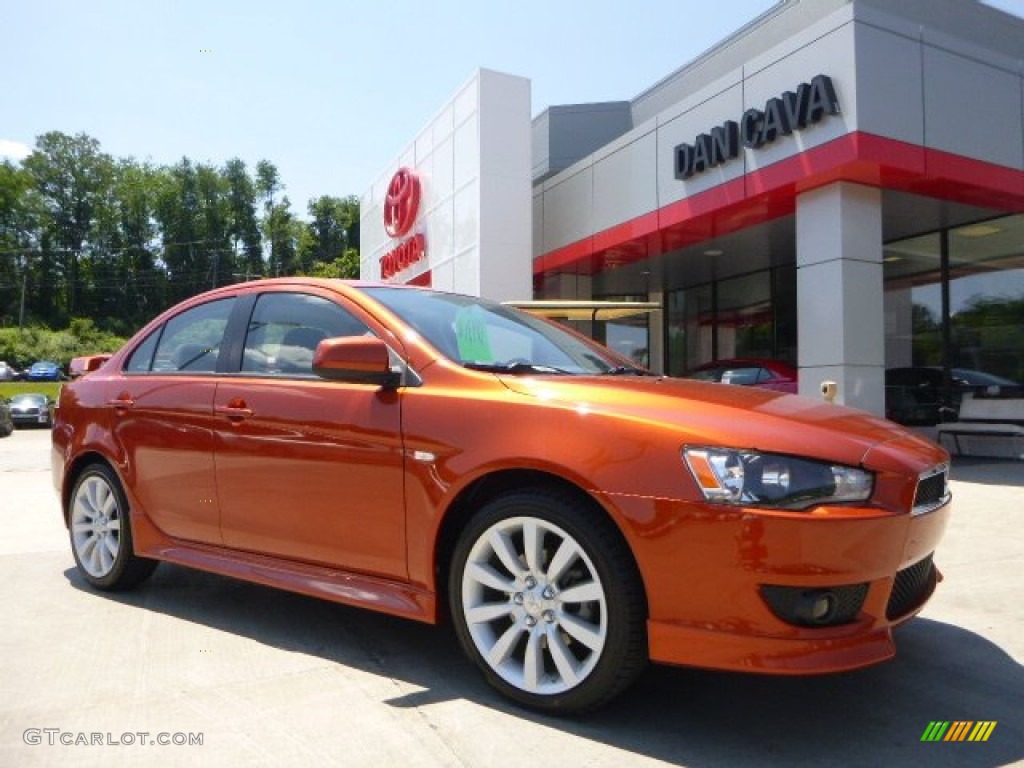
(11, 411, 50, 425)
(595, 491, 951, 675)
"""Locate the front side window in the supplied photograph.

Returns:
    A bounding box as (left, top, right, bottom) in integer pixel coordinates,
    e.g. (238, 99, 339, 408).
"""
(151, 298, 236, 373)
(242, 292, 371, 376)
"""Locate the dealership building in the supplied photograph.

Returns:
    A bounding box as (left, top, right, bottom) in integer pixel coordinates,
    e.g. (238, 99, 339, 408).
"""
(361, 0, 1024, 417)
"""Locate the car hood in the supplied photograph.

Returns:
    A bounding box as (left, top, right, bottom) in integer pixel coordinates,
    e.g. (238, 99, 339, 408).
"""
(497, 374, 938, 471)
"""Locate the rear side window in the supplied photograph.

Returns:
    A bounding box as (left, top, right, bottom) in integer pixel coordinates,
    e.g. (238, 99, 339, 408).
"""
(125, 329, 160, 372)
(144, 298, 236, 373)
(241, 292, 371, 376)
(719, 367, 760, 386)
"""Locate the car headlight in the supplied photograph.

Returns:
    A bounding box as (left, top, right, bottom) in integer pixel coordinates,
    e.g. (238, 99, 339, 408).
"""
(682, 447, 873, 510)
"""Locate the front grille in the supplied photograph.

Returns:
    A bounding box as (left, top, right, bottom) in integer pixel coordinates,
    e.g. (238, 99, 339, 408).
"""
(17, 407, 40, 415)
(760, 583, 869, 627)
(886, 553, 936, 620)
(913, 465, 949, 515)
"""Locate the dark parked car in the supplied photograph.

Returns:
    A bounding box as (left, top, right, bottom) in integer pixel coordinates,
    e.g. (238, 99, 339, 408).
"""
(686, 358, 798, 393)
(8, 393, 54, 428)
(27, 361, 62, 382)
(0, 399, 13, 437)
(885, 367, 1021, 426)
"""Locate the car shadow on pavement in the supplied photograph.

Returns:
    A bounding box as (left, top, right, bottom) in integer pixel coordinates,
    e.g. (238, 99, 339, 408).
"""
(66, 564, 1021, 768)
(950, 457, 1024, 487)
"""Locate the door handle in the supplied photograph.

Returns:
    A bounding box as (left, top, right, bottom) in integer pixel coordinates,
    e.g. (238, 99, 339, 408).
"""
(216, 403, 253, 420)
(107, 395, 134, 410)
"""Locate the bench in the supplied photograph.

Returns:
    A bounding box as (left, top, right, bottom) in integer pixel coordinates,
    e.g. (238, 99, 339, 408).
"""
(935, 394, 1024, 460)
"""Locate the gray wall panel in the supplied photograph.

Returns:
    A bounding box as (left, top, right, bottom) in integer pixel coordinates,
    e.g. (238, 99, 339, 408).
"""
(655, 81, 745, 209)
(593, 130, 658, 234)
(924, 46, 1024, 170)
(532, 191, 544, 258)
(743, 23, 858, 174)
(541, 166, 594, 254)
(854, 23, 924, 146)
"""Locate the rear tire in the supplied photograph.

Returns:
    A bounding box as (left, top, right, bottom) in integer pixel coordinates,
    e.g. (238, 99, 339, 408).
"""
(449, 488, 647, 714)
(69, 463, 157, 590)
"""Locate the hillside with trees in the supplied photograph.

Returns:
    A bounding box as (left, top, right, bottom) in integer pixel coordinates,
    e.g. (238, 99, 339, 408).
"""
(0, 131, 360, 349)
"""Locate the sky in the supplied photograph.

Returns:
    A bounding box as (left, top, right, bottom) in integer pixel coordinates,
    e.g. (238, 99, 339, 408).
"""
(2, 0, 1023, 219)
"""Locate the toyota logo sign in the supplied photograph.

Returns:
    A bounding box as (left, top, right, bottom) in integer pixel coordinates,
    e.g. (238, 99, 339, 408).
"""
(383, 167, 421, 238)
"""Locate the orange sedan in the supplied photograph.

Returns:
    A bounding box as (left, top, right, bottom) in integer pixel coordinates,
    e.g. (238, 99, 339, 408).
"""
(52, 279, 951, 713)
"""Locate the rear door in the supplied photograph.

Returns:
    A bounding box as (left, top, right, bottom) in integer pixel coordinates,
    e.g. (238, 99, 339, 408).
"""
(212, 289, 407, 579)
(111, 296, 237, 545)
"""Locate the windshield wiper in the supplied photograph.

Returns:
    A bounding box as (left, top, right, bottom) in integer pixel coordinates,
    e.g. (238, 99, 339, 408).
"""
(463, 362, 572, 375)
(602, 365, 654, 376)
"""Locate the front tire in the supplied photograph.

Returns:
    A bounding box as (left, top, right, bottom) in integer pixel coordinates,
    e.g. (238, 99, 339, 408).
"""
(69, 463, 157, 590)
(449, 488, 647, 713)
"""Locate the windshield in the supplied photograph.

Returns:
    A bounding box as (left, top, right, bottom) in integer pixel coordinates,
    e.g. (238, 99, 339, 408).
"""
(363, 287, 641, 375)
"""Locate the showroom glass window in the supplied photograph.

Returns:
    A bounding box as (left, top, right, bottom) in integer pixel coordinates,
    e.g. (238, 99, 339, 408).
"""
(666, 267, 796, 376)
(241, 292, 371, 376)
(592, 294, 651, 369)
(883, 213, 1024, 424)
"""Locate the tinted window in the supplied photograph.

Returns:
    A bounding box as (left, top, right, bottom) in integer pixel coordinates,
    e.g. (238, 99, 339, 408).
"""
(152, 298, 236, 373)
(690, 367, 724, 382)
(125, 329, 161, 372)
(242, 292, 371, 376)
(719, 367, 761, 386)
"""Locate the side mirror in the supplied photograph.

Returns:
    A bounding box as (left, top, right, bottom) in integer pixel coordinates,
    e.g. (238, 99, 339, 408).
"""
(69, 354, 111, 378)
(313, 336, 400, 388)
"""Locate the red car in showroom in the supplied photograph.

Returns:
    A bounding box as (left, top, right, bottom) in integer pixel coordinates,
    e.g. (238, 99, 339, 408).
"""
(686, 357, 799, 393)
(53, 279, 951, 713)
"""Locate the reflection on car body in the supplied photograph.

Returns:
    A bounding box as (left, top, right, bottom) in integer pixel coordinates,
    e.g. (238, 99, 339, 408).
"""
(53, 279, 951, 713)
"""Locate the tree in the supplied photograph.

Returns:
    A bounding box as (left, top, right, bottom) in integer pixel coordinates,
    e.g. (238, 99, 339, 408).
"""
(264, 198, 301, 276)
(155, 158, 206, 305)
(0, 133, 361, 337)
(224, 158, 263, 280)
(0, 160, 35, 326)
(295, 194, 360, 279)
(108, 159, 166, 332)
(22, 132, 114, 320)
(196, 163, 234, 288)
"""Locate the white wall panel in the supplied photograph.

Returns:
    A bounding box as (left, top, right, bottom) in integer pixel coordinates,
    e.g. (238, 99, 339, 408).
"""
(361, 69, 531, 301)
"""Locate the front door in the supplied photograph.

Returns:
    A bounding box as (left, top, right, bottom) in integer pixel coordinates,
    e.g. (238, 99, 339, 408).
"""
(212, 290, 407, 579)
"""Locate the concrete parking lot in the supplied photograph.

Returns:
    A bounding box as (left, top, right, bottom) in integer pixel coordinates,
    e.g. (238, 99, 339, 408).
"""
(1, 427, 1021, 768)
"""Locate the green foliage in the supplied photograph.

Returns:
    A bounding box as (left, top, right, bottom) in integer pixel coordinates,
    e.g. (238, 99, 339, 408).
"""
(305, 248, 360, 279)
(0, 319, 126, 371)
(0, 131, 360, 335)
(296, 195, 359, 279)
